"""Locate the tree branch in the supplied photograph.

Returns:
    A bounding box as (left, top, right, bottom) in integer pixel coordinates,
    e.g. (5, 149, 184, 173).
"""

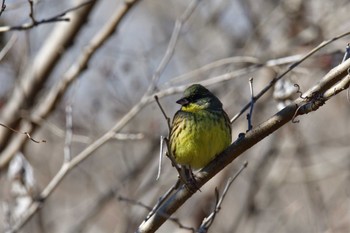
(0, 0, 95, 32)
(137, 55, 350, 233)
(0, 0, 140, 169)
(0, 0, 97, 150)
(0, 0, 5, 17)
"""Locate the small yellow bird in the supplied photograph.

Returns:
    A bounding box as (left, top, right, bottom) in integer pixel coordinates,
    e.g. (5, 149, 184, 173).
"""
(169, 84, 232, 170)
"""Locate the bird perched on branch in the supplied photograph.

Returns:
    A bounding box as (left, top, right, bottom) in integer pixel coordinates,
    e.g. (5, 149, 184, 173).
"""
(169, 84, 232, 173)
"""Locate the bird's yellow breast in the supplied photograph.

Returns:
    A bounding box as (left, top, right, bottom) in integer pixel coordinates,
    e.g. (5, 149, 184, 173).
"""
(170, 109, 231, 169)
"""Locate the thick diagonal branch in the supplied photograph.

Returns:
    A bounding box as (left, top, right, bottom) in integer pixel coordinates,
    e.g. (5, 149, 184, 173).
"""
(137, 54, 350, 233)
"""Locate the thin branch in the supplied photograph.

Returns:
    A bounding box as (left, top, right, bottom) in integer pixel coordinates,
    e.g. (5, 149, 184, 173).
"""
(159, 51, 343, 103)
(164, 56, 261, 87)
(218, 162, 248, 208)
(144, 180, 180, 221)
(37, 120, 91, 144)
(342, 43, 350, 63)
(145, 0, 200, 95)
(164, 53, 334, 89)
(247, 78, 254, 131)
(0, 0, 95, 32)
(323, 74, 350, 99)
(28, 0, 35, 24)
(118, 195, 154, 211)
(230, 30, 350, 123)
(0, 0, 6, 17)
(230, 138, 278, 232)
(0, 123, 46, 144)
(154, 95, 171, 130)
(198, 161, 248, 232)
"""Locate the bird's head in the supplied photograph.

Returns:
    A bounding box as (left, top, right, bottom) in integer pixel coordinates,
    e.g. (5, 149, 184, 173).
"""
(176, 84, 223, 112)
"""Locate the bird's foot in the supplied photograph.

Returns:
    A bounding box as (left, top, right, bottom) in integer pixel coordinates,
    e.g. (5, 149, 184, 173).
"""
(178, 166, 201, 193)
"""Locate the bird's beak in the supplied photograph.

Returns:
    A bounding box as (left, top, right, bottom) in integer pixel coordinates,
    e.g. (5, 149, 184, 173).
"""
(176, 97, 190, 106)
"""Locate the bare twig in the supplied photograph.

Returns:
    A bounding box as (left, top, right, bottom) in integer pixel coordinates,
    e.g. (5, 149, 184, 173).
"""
(342, 43, 350, 63)
(293, 130, 330, 232)
(144, 180, 180, 221)
(198, 161, 248, 232)
(323, 74, 350, 99)
(247, 78, 254, 131)
(0, 123, 45, 144)
(28, 0, 35, 24)
(161, 51, 344, 101)
(230, 138, 278, 232)
(164, 56, 261, 86)
(118, 195, 154, 211)
(145, 0, 200, 95)
(165, 53, 334, 89)
(230, 30, 350, 123)
(154, 95, 171, 130)
(0, 0, 95, 32)
(0, 0, 6, 17)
